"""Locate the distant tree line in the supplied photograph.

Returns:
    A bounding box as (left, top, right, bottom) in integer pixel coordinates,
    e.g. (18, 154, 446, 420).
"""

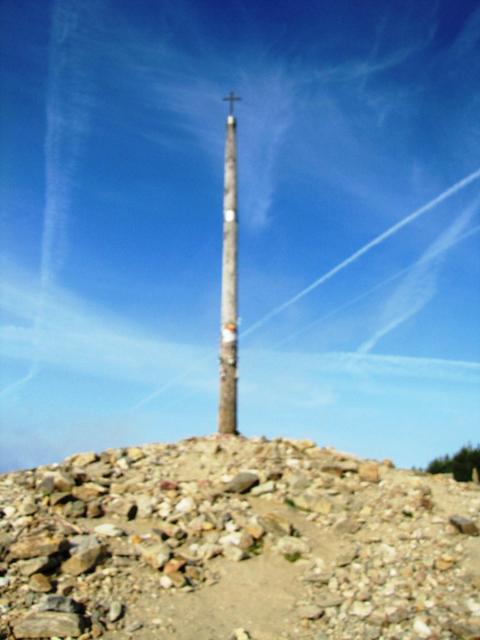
(426, 444, 480, 482)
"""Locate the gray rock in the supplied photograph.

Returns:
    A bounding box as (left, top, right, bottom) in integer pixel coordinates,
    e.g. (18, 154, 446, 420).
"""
(13, 612, 87, 638)
(297, 604, 324, 620)
(49, 491, 73, 506)
(40, 471, 75, 493)
(29, 573, 53, 593)
(72, 482, 107, 502)
(287, 473, 311, 492)
(94, 523, 124, 537)
(450, 514, 479, 536)
(135, 494, 156, 518)
(160, 574, 173, 588)
(62, 500, 86, 519)
(68, 534, 102, 553)
(69, 451, 98, 467)
(84, 460, 113, 479)
(86, 498, 104, 518)
(316, 594, 343, 608)
(20, 499, 37, 515)
(250, 480, 275, 496)
(466, 598, 480, 616)
(9, 534, 66, 560)
(292, 493, 333, 514)
(175, 496, 196, 514)
(108, 600, 123, 622)
(126, 446, 145, 462)
(322, 460, 358, 476)
(258, 512, 293, 536)
(196, 542, 223, 561)
(350, 601, 373, 618)
(334, 516, 362, 534)
(219, 531, 253, 550)
(275, 536, 310, 556)
(53, 471, 75, 492)
(224, 472, 259, 494)
(222, 545, 248, 561)
(303, 570, 334, 585)
(105, 497, 137, 520)
(0, 532, 13, 556)
(61, 544, 105, 576)
(336, 545, 359, 567)
(37, 594, 82, 613)
(17, 556, 54, 577)
(413, 617, 432, 638)
(37, 475, 55, 493)
(138, 542, 171, 570)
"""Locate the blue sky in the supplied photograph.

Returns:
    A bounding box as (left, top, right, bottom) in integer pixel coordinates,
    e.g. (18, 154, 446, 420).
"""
(1, 0, 479, 472)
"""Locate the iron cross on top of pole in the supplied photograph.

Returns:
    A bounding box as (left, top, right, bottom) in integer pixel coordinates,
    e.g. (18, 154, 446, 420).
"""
(223, 91, 241, 116)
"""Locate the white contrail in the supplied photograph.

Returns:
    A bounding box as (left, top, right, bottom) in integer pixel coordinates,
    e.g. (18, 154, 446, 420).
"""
(0, 366, 38, 399)
(131, 217, 480, 407)
(129, 225, 480, 412)
(130, 173, 480, 411)
(358, 198, 479, 354)
(41, 1, 93, 290)
(129, 353, 216, 412)
(272, 222, 480, 351)
(240, 168, 480, 339)
(1, 2, 94, 398)
(341, 351, 480, 381)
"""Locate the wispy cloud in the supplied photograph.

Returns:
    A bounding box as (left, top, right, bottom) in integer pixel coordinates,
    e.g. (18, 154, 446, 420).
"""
(55, 0, 473, 241)
(0, 369, 37, 400)
(2, 258, 478, 410)
(95, 11, 297, 230)
(271, 222, 480, 351)
(0, 262, 211, 394)
(240, 169, 480, 340)
(41, 1, 97, 288)
(449, 5, 480, 59)
(358, 198, 479, 353)
(162, 67, 294, 230)
(154, 62, 295, 229)
(2, 1, 98, 398)
(318, 34, 431, 88)
(237, 68, 295, 228)
(125, 171, 480, 410)
(253, 349, 480, 384)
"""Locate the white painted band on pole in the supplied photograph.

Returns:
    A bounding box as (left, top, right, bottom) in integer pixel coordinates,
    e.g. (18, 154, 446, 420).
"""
(227, 115, 235, 124)
(224, 209, 236, 222)
(222, 328, 237, 343)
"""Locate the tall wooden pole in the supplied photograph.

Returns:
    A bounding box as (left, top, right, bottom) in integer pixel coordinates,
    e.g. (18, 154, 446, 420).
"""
(218, 106, 239, 435)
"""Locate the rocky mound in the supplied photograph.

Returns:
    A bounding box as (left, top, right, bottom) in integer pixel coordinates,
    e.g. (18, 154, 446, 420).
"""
(0, 436, 479, 640)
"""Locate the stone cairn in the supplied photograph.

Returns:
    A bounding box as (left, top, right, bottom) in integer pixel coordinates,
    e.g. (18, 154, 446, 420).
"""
(0, 436, 479, 639)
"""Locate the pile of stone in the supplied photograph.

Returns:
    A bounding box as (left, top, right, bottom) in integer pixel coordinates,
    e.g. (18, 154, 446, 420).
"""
(0, 436, 479, 639)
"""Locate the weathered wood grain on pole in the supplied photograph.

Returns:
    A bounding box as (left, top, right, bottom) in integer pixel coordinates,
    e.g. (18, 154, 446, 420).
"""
(218, 113, 238, 434)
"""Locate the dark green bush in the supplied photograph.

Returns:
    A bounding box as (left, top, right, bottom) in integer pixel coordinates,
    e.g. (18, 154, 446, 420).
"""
(426, 455, 452, 475)
(426, 444, 480, 482)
